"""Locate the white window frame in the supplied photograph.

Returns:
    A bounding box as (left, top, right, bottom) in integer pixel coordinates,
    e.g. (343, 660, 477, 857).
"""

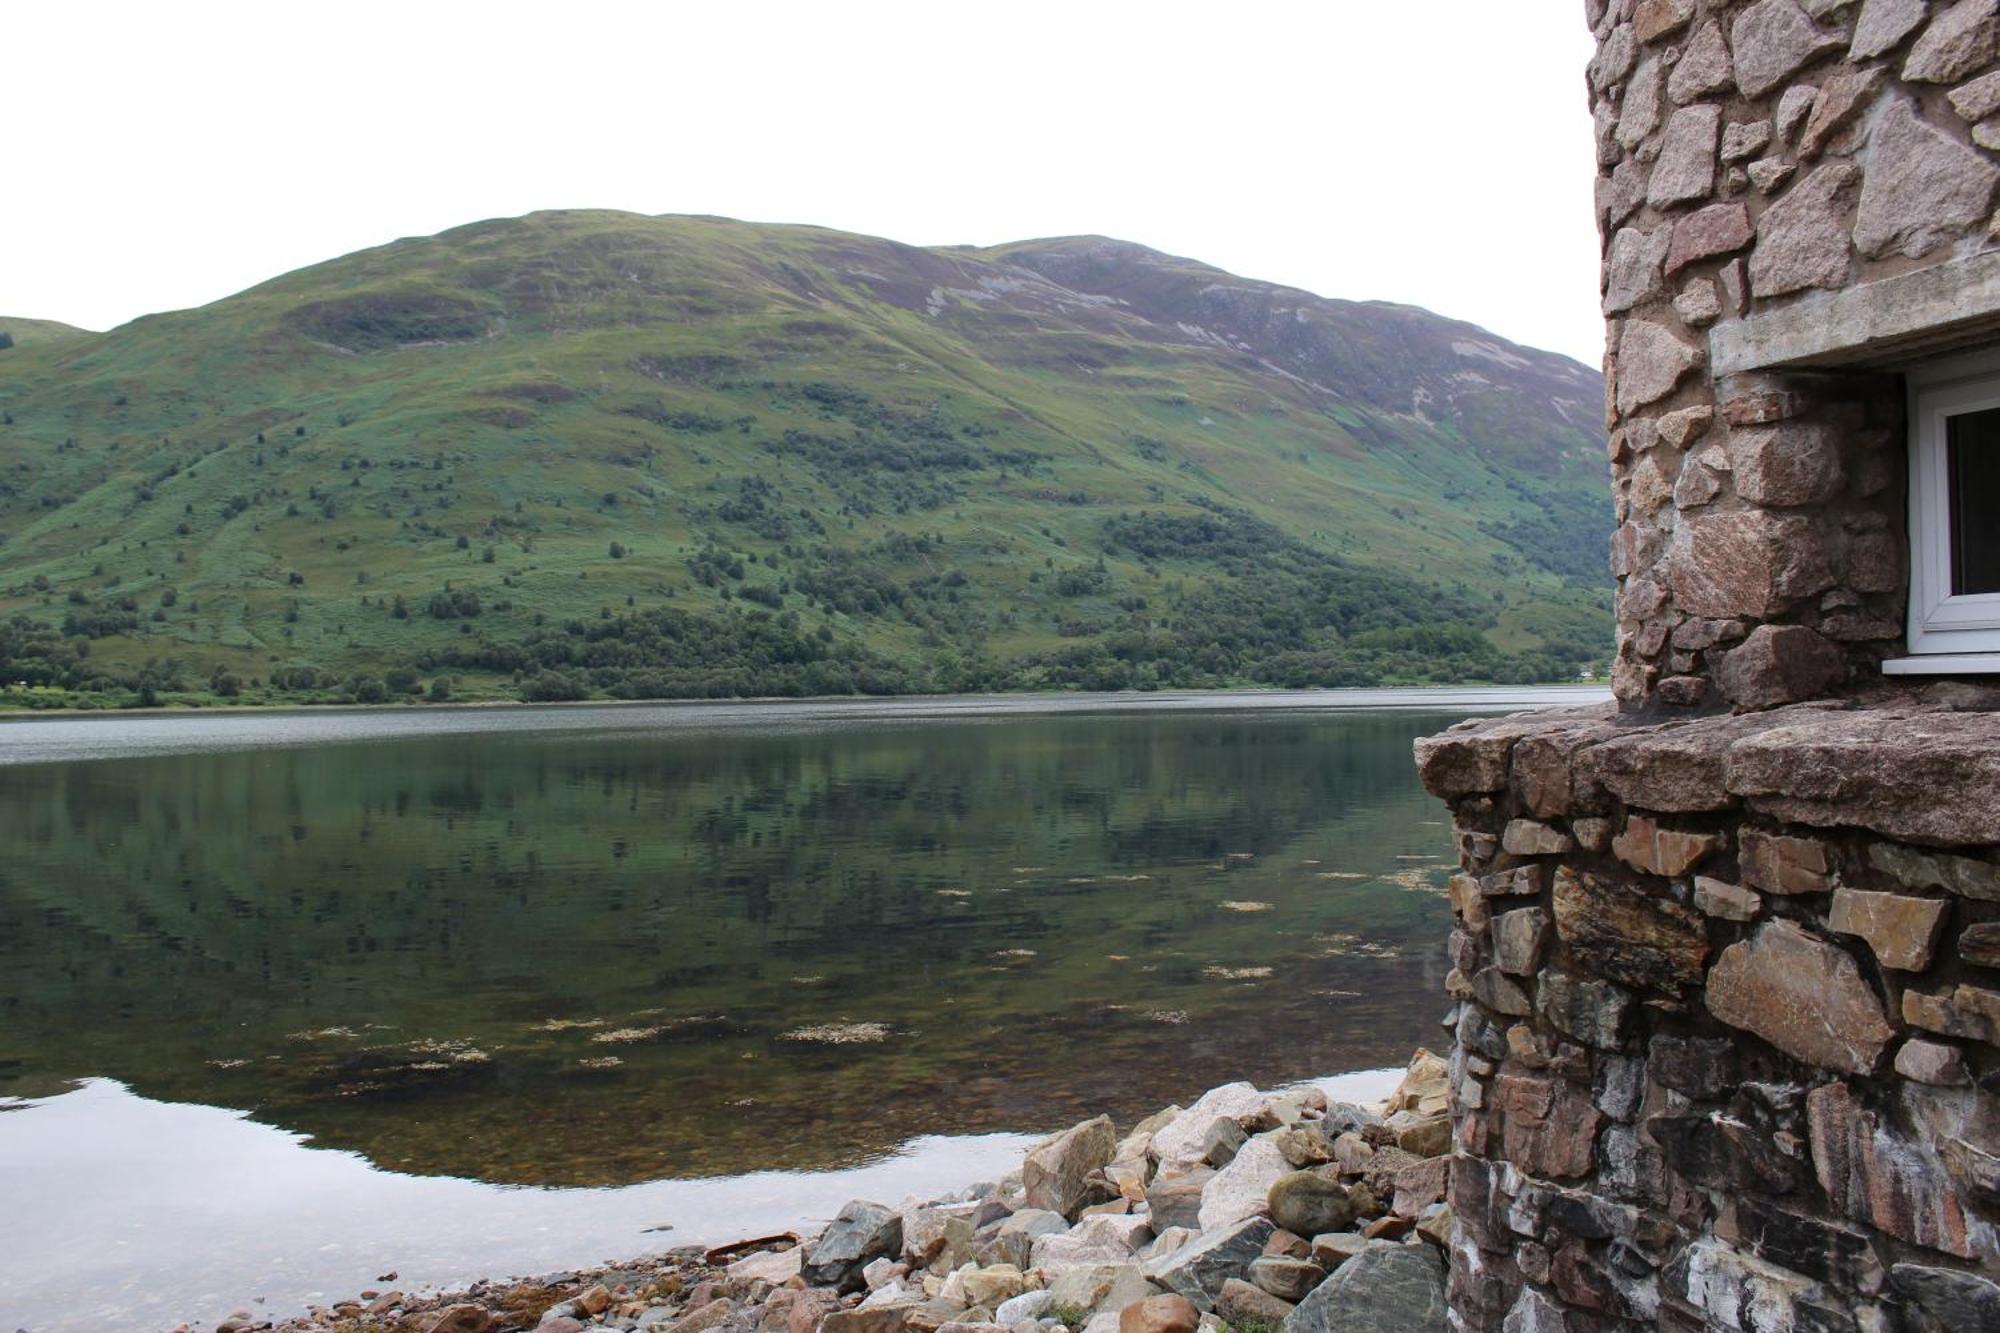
(1885, 350, 2000, 673)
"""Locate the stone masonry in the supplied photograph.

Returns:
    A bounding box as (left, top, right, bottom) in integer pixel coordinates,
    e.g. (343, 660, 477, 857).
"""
(1413, 3, 2000, 1330)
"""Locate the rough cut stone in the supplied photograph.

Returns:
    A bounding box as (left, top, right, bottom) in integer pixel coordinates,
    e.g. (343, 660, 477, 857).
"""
(1670, 21, 1738, 103)
(1491, 1073, 1605, 1179)
(1828, 887, 1949, 969)
(1895, 1038, 1971, 1085)
(1502, 819, 1573, 856)
(1961, 921, 2000, 966)
(1808, 1081, 1974, 1257)
(1707, 920, 1894, 1073)
(1537, 970, 1635, 1049)
(1732, 0, 1845, 98)
(1801, 65, 1887, 159)
(1854, 0, 1930, 57)
(1870, 841, 2000, 901)
(1658, 404, 1714, 448)
(1721, 120, 1774, 163)
(1616, 320, 1703, 413)
(1855, 98, 2000, 258)
(1729, 421, 1848, 505)
(1590, 22, 1639, 92)
(1778, 85, 1821, 141)
(1716, 626, 1847, 711)
(1694, 876, 1763, 920)
(1949, 68, 2000, 120)
(1726, 710, 2000, 845)
(1603, 226, 1671, 314)
(1891, 1263, 2000, 1328)
(1648, 104, 1724, 206)
(1612, 814, 1727, 878)
(1635, 0, 1698, 43)
(1665, 203, 1754, 276)
(1670, 509, 1834, 617)
(1493, 908, 1551, 977)
(1471, 966, 1533, 1017)
(1748, 156, 1797, 193)
(1556, 866, 1709, 994)
(1618, 55, 1669, 151)
(1025, 1116, 1116, 1218)
(1904, 0, 1998, 81)
(1739, 827, 1835, 894)
(1749, 162, 1858, 296)
(1281, 1241, 1447, 1333)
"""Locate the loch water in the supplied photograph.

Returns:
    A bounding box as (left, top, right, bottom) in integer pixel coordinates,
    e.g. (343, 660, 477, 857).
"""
(0, 687, 1603, 1330)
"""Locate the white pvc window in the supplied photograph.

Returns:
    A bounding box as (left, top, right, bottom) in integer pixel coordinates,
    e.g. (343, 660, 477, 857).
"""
(1887, 355, 2000, 672)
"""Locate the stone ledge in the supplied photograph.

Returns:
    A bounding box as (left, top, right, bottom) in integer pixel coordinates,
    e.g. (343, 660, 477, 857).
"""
(1416, 692, 2000, 847)
(1710, 249, 2000, 375)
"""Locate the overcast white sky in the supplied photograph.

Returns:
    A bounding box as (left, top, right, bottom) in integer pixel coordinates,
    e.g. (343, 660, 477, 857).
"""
(7, 3, 1604, 364)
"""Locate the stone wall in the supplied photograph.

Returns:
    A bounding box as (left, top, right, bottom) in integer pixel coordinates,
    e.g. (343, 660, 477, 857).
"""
(1412, 6, 2000, 1328)
(1416, 697, 2000, 1332)
(1589, 0, 2000, 713)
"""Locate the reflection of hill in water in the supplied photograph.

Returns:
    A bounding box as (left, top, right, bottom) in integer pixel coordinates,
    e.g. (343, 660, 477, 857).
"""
(0, 710, 1455, 1185)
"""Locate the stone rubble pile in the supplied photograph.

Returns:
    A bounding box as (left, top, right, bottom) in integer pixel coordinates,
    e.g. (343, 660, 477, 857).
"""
(234, 1056, 1456, 1333)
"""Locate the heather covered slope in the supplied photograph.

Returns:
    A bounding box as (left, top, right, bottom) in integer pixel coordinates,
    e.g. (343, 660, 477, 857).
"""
(0, 211, 1609, 706)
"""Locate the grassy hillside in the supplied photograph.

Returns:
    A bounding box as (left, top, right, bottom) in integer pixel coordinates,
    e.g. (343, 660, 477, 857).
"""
(0, 211, 1610, 709)
(0, 316, 94, 347)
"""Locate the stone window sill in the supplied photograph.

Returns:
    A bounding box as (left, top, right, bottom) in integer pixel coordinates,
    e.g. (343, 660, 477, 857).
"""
(1882, 654, 2000, 675)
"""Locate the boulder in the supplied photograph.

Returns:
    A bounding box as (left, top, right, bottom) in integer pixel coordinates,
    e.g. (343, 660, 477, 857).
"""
(1307, 1234, 1368, 1272)
(1197, 1136, 1290, 1231)
(995, 1290, 1054, 1325)
(1147, 1217, 1277, 1307)
(1201, 1117, 1247, 1168)
(806, 1201, 905, 1292)
(1146, 1165, 1214, 1232)
(1247, 1258, 1327, 1303)
(1045, 1262, 1157, 1317)
(1272, 1121, 1333, 1168)
(979, 1208, 1067, 1269)
(1215, 1279, 1295, 1325)
(1033, 1214, 1151, 1269)
(1267, 1173, 1358, 1238)
(1117, 1294, 1199, 1333)
(1025, 1117, 1117, 1218)
(904, 1208, 977, 1272)
(1151, 1085, 1269, 1165)
(1281, 1241, 1447, 1333)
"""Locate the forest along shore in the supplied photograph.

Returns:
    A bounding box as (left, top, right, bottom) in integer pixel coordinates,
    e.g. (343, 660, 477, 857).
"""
(212, 1053, 1452, 1333)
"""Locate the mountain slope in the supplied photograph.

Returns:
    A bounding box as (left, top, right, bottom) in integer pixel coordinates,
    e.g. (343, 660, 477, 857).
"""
(0, 316, 94, 347)
(0, 211, 1609, 707)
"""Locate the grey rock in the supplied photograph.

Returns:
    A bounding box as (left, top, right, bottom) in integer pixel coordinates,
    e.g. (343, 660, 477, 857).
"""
(980, 1209, 1068, 1269)
(1146, 1217, 1277, 1308)
(1215, 1279, 1295, 1326)
(1201, 1117, 1246, 1169)
(1905, 0, 1998, 81)
(1024, 1117, 1117, 1219)
(806, 1201, 905, 1292)
(1648, 104, 1722, 207)
(994, 1292, 1054, 1326)
(1145, 1165, 1214, 1233)
(1493, 908, 1551, 976)
(1852, 0, 1928, 58)
(1869, 841, 2000, 901)
(1855, 97, 2000, 258)
(1721, 120, 1773, 163)
(1537, 970, 1635, 1051)
(1732, 0, 1844, 98)
(1749, 162, 1858, 296)
(1777, 85, 1820, 141)
(1198, 1135, 1290, 1231)
(1281, 1242, 1447, 1333)
(1669, 21, 1737, 103)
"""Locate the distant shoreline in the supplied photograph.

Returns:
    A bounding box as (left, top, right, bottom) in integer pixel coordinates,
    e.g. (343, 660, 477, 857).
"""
(0, 682, 1611, 727)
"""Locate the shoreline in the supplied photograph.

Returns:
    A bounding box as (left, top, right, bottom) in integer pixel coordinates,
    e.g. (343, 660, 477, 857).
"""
(0, 682, 1610, 725)
(196, 1057, 1452, 1333)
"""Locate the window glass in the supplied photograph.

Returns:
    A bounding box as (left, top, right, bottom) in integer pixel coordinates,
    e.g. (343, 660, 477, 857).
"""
(1948, 405, 2000, 596)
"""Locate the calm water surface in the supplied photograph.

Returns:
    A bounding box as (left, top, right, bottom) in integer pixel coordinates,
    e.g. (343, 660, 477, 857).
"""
(0, 687, 1603, 1330)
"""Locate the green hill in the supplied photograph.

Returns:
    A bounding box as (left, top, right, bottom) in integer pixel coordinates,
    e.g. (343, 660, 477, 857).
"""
(0, 316, 94, 348)
(0, 211, 1610, 708)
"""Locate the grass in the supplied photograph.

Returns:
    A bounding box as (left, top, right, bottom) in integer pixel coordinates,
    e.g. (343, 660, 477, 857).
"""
(0, 211, 1612, 708)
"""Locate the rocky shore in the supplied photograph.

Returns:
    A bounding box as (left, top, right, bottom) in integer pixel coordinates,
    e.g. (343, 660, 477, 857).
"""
(195, 1053, 1455, 1333)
